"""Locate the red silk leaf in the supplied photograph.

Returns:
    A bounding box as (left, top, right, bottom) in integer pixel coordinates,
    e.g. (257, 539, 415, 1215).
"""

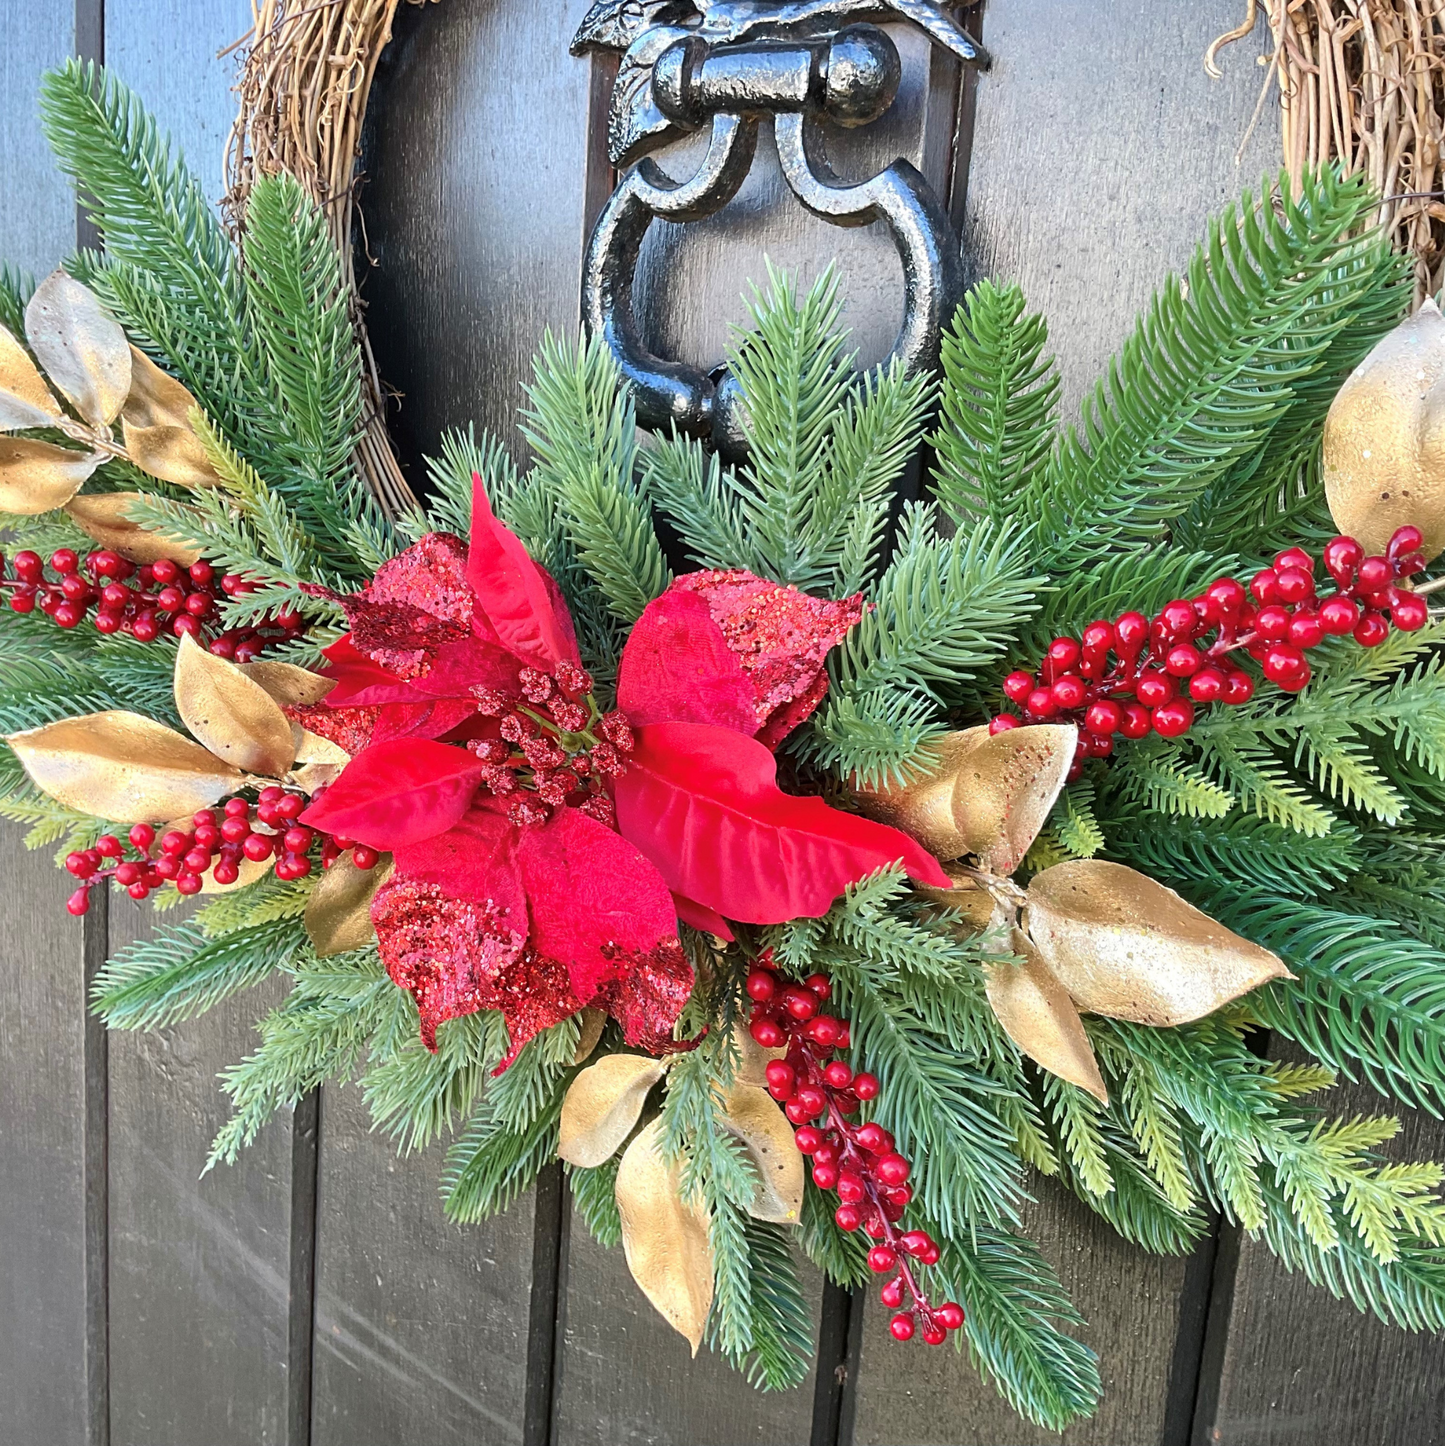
(613, 722, 950, 923)
(514, 805, 683, 1005)
(617, 588, 758, 734)
(301, 739, 483, 850)
(468, 475, 579, 669)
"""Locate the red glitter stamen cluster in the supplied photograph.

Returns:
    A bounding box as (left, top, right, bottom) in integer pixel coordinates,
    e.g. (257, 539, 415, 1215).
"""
(63, 785, 378, 915)
(746, 951, 964, 1347)
(468, 661, 635, 830)
(1, 547, 304, 659)
(992, 526, 1430, 770)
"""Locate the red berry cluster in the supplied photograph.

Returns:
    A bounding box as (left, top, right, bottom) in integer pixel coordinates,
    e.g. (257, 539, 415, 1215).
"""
(992, 526, 1431, 772)
(1, 547, 304, 659)
(746, 952, 964, 1347)
(468, 662, 635, 830)
(63, 785, 379, 915)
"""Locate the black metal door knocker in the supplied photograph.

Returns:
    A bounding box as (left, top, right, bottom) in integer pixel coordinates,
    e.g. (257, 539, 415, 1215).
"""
(572, 1, 989, 459)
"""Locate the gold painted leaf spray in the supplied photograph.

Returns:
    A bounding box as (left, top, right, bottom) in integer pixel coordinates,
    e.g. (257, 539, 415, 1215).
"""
(0, 324, 62, 431)
(121, 346, 220, 487)
(0, 436, 103, 514)
(304, 851, 394, 956)
(174, 633, 297, 778)
(558, 1053, 670, 1169)
(64, 492, 203, 566)
(24, 270, 131, 429)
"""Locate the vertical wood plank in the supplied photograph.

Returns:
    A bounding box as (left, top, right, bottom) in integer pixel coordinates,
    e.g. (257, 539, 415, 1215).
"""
(959, 0, 1280, 416)
(0, 8, 86, 1443)
(849, 1183, 1206, 1446)
(551, 1224, 824, 1446)
(1194, 1063, 1445, 1446)
(309, 1080, 537, 1446)
(95, 6, 294, 1443)
(361, 0, 602, 466)
(0, 826, 89, 1443)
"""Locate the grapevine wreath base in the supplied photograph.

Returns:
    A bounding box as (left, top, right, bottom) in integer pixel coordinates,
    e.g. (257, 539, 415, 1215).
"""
(4, 60, 1445, 1430)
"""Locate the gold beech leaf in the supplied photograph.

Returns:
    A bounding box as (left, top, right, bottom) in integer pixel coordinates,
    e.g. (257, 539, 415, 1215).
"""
(0, 436, 102, 514)
(304, 852, 394, 956)
(616, 1118, 714, 1354)
(294, 730, 350, 767)
(986, 933, 1107, 1104)
(915, 864, 999, 930)
(63, 492, 203, 566)
(238, 660, 336, 708)
(721, 1083, 805, 1224)
(1025, 860, 1292, 1027)
(1323, 297, 1445, 562)
(574, 1007, 608, 1064)
(0, 323, 61, 431)
(120, 346, 219, 487)
(850, 728, 988, 859)
(558, 1053, 669, 1168)
(6, 712, 241, 824)
(174, 633, 297, 778)
(953, 724, 1077, 875)
(24, 270, 131, 427)
(290, 761, 345, 795)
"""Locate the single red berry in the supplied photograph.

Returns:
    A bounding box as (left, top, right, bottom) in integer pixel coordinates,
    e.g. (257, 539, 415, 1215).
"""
(93, 611, 123, 635)
(1159, 599, 1197, 638)
(824, 1060, 853, 1089)
(212, 860, 240, 886)
(13, 551, 43, 583)
(750, 1017, 786, 1049)
(876, 1153, 911, 1186)
(132, 614, 158, 642)
(1164, 643, 1202, 677)
(1250, 569, 1281, 605)
(1077, 731, 1112, 758)
(1275, 546, 1315, 575)
(60, 573, 90, 602)
(836, 1174, 866, 1205)
(890, 1314, 916, 1342)
(1046, 637, 1081, 676)
(1319, 595, 1360, 635)
(1189, 667, 1226, 703)
(1274, 567, 1314, 605)
(834, 1203, 863, 1232)
(812, 1142, 839, 1169)
(1115, 612, 1149, 658)
(175, 873, 204, 896)
(863, 1215, 887, 1239)
(282, 825, 313, 854)
(1287, 610, 1325, 649)
(811, 1161, 839, 1189)
(880, 1276, 906, 1308)
(53, 602, 84, 628)
(1118, 702, 1152, 740)
(1082, 620, 1115, 654)
(188, 559, 215, 585)
(900, 1230, 932, 1256)
(1391, 591, 1429, 631)
(794, 1085, 826, 1118)
(1135, 672, 1175, 708)
(1084, 700, 1122, 736)
(1324, 536, 1364, 585)
(989, 713, 1021, 734)
(285, 853, 313, 879)
(1223, 671, 1255, 705)
(1025, 687, 1058, 719)
(746, 967, 777, 1002)
(182, 847, 210, 873)
(921, 1324, 948, 1346)
(1262, 643, 1311, 692)
(50, 548, 79, 575)
(805, 1015, 842, 1048)
(242, 833, 274, 862)
(351, 845, 380, 870)
(224, 797, 250, 817)
(1153, 699, 1196, 737)
(1206, 577, 1247, 615)
(114, 861, 142, 887)
(1388, 525, 1425, 560)
(784, 987, 819, 1022)
(868, 1246, 898, 1274)
(1003, 671, 1035, 703)
(802, 972, 831, 999)
(1255, 605, 1290, 640)
(1358, 556, 1392, 592)
(95, 835, 123, 859)
(9, 588, 36, 613)
(856, 1122, 888, 1152)
(127, 881, 150, 901)
(1051, 675, 1086, 710)
(67, 888, 91, 917)
(853, 1072, 880, 1101)
(794, 1126, 823, 1154)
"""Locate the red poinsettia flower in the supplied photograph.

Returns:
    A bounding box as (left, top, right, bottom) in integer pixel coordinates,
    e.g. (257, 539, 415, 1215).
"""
(301, 477, 947, 1060)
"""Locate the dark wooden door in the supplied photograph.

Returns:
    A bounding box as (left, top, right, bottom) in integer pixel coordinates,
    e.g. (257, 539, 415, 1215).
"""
(2, 3, 1444, 1444)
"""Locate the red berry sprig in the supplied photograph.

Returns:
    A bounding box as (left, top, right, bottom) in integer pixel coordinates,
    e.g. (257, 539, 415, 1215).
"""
(468, 661, 635, 830)
(62, 785, 379, 916)
(746, 951, 964, 1347)
(1, 547, 304, 659)
(993, 526, 1431, 774)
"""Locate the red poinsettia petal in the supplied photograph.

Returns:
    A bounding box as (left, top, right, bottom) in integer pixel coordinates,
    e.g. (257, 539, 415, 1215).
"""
(371, 698, 479, 745)
(319, 636, 419, 707)
(617, 588, 759, 734)
(593, 941, 695, 1053)
(468, 474, 580, 669)
(514, 805, 684, 1006)
(300, 739, 484, 850)
(671, 891, 735, 941)
(368, 532, 475, 624)
(668, 570, 864, 743)
(613, 722, 950, 923)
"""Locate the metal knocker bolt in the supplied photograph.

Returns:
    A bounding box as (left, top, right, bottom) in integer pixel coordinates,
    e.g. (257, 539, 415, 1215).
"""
(573, 2, 990, 460)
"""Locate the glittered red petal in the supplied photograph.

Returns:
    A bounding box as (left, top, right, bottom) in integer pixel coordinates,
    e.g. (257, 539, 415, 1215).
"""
(618, 587, 759, 734)
(593, 938, 694, 1053)
(614, 722, 951, 923)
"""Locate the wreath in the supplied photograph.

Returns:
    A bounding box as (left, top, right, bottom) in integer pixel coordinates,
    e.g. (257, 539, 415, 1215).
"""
(3, 37, 1445, 1434)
